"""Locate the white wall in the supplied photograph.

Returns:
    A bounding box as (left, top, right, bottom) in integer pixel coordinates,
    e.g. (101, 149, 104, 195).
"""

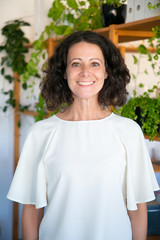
(0, 1, 160, 239)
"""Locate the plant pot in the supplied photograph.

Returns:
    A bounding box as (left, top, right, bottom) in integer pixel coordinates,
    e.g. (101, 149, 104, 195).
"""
(101, 4, 127, 27)
(135, 106, 143, 128)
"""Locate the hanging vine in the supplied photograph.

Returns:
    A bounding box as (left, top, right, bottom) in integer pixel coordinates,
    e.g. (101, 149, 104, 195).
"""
(0, 19, 31, 112)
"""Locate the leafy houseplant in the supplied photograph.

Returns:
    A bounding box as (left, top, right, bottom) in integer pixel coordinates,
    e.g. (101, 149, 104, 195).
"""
(0, 19, 30, 112)
(116, 94, 160, 140)
(101, 0, 127, 27)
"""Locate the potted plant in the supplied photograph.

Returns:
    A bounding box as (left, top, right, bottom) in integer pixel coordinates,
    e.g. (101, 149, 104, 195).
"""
(100, 0, 127, 27)
(115, 92, 160, 140)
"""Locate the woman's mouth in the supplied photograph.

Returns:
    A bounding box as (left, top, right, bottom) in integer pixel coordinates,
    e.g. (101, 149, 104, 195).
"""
(77, 81, 94, 86)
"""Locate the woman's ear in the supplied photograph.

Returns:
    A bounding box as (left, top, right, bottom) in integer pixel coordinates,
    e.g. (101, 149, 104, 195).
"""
(104, 72, 108, 79)
(64, 73, 67, 79)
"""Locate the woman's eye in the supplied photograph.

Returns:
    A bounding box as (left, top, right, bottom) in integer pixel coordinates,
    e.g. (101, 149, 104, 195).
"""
(91, 62, 100, 67)
(72, 62, 80, 67)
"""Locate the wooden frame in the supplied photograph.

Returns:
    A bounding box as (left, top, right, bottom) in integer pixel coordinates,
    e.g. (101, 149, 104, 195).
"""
(12, 16, 160, 240)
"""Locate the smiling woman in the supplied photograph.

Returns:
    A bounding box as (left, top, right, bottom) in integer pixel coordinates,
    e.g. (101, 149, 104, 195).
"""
(7, 31, 159, 240)
(65, 41, 107, 105)
(40, 30, 130, 113)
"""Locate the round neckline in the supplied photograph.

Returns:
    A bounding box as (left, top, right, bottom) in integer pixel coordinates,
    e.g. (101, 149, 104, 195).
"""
(54, 112, 114, 123)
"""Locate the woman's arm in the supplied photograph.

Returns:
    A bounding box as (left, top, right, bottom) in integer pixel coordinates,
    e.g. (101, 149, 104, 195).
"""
(127, 203, 147, 240)
(22, 204, 44, 240)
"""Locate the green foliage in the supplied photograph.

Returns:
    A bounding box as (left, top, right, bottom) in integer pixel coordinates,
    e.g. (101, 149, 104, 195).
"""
(19, 104, 30, 112)
(2, 90, 16, 111)
(116, 95, 160, 140)
(148, 0, 160, 10)
(105, 0, 126, 7)
(137, 44, 147, 54)
(34, 94, 47, 122)
(0, 19, 30, 111)
(0, 19, 30, 74)
(21, 0, 126, 83)
(132, 22, 160, 98)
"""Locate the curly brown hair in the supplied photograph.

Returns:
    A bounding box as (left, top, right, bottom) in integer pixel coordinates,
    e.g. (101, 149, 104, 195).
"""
(40, 31, 130, 111)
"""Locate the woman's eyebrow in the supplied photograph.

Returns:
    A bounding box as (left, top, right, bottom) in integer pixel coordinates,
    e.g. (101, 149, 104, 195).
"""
(69, 58, 103, 63)
(69, 58, 82, 63)
(89, 58, 103, 63)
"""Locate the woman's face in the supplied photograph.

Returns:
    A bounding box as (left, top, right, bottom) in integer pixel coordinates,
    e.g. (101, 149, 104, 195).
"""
(65, 41, 108, 101)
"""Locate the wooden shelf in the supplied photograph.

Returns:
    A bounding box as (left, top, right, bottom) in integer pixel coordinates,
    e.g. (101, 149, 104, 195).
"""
(94, 16, 160, 44)
(152, 160, 160, 173)
(145, 135, 160, 142)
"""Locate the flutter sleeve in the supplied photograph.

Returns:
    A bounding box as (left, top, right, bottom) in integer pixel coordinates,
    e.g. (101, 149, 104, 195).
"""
(124, 122, 160, 210)
(7, 122, 51, 209)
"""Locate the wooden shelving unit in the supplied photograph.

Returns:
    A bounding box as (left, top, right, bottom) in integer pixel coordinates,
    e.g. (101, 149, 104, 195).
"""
(12, 16, 160, 240)
(94, 16, 159, 45)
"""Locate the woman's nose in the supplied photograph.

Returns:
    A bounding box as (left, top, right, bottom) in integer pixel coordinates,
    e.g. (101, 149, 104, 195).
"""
(80, 65, 90, 77)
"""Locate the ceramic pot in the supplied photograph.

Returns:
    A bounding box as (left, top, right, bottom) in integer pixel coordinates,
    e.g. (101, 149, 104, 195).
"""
(101, 4, 127, 27)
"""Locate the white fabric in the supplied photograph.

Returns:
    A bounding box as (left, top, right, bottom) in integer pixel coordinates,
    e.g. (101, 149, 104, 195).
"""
(7, 113, 159, 240)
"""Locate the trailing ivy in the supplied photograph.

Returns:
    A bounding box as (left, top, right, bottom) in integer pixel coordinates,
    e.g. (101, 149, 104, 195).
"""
(131, 24, 160, 97)
(0, 19, 31, 112)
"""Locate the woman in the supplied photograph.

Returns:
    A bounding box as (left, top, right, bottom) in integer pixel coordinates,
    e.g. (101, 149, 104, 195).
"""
(7, 31, 159, 240)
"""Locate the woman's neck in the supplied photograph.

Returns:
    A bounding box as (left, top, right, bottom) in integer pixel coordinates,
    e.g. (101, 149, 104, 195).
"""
(57, 97, 110, 121)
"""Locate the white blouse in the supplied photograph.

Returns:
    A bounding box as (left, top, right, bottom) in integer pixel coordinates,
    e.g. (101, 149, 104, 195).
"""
(7, 113, 159, 240)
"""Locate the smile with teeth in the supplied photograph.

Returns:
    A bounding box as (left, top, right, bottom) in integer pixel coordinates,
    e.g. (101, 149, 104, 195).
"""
(78, 81, 94, 86)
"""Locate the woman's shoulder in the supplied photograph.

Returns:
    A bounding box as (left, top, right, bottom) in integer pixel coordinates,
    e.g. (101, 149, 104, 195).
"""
(112, 113, 140, 128)
(27, 115, 59, 135)
(111, 113, 143, 138)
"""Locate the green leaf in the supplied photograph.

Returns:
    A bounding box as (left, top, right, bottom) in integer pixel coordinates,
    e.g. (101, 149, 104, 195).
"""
(133, 90, 137, 97)
(138, 44, 147, 54)
(64, 26, 74, 35)
(0, 45, 5, 52)
(139, 83, 144, 88)
(67, 0, 78, 9)
(42, 52, 46, 59)
(6, 98, 16, 108)
(144, 69, 148, 74)
(4, 75, 14, 83)
(48, 0, 65, 21)
(3, 106, 7, 112)
(79, 1, 86, 6)
(1, 68, 5, 75)
(133, 55, 138, 64)
(151, 63, 155, 69)
(67, 13, 74, 23)
(148, 89, 154, 93)
(19, 104, 30, 111)
(17, 120, 21, 128)
(154, 54, 158, 60)
(45, 25, 51, 36)
(132, 73, 136, 80)
(152, 85, 158, 90)
(22, 82, 28, 90)
(53, 25, 68, 35)
(1, 56, 8, 65)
